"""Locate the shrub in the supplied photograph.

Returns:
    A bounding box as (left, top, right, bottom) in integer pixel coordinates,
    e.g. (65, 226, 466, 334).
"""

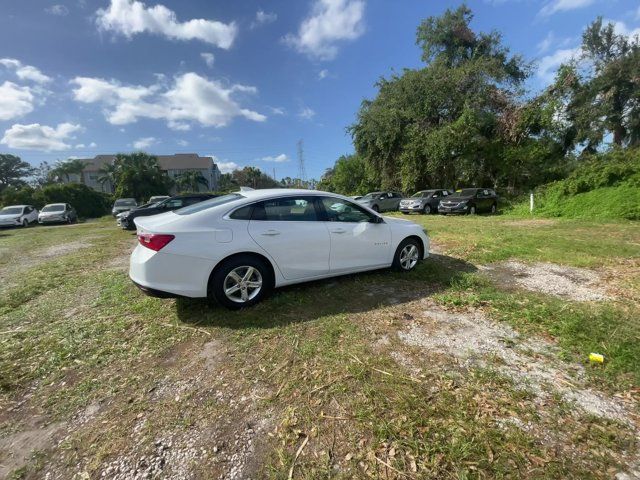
(41, 183, 112, 218)
(509, 148, 640, 220)
(0, 186, 45, 208)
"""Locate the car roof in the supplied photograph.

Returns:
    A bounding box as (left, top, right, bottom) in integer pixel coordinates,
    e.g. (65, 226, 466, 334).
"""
(234, 188, 342, 200)
(2, 204, 29, 208)
(44, 203, 66, 206)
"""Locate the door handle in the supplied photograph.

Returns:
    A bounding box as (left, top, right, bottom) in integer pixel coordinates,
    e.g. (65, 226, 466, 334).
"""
(261, 230, 281, 236)
(330, 228, 346, 234)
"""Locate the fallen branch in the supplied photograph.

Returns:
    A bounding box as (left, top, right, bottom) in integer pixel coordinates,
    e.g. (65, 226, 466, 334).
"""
(288, 435, 309, 480)
(375, 455, 413, 478)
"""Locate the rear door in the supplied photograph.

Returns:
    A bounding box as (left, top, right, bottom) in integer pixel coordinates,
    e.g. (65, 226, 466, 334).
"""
(248, 196, 330, 280)
(319, 196, 392, 273)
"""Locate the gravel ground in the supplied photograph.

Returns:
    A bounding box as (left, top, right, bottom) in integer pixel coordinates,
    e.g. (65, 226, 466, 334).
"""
(480, 261, 609, 301)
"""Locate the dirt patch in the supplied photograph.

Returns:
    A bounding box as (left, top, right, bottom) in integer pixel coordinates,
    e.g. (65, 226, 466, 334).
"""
(396, 301, 632, 423)
(0, 418, 66, 478)
(36, 241, 91, 259)
(481, 261, 609, 301)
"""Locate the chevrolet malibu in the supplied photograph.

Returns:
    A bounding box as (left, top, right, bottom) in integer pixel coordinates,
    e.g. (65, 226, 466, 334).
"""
(130, 189, 430, 309)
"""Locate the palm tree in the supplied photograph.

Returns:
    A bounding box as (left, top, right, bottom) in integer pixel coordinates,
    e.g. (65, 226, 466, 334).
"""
(112, 152, 173, 201)
(97, 163, 117, 193)
(50, 159, 87, 183)
(175, 170, 209, 192)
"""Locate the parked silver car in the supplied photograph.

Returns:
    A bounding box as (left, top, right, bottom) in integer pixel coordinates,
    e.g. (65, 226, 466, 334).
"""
(0, 205, 39, 227)
(356, 191, 403, 212)
(38, 203, 78, 224)
(112, 198, 138, 217)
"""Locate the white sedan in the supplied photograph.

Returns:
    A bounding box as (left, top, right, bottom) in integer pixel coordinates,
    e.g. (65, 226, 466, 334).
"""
(0, 205, 39, 228)
(129, 189, 429, 309)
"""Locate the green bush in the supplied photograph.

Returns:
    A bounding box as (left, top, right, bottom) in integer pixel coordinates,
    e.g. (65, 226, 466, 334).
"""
(509, 148, 640, 220)
(39, 184, 111, 218)
(0, 186, 45, 208)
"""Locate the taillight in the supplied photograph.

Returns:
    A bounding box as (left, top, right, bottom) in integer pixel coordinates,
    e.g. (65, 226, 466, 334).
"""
(137, 233, 175, 251)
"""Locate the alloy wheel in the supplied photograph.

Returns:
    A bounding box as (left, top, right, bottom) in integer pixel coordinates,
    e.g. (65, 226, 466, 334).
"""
(223, 266, 263, 303)
(424, 205, 431, 214)
(399, 244, 419, 270)
(469, 206, 476, 215)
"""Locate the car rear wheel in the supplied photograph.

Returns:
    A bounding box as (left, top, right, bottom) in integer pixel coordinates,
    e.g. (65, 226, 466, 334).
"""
(393, 238, 421, 272)
(423, 205, 431, 214)
(209, 255, 273, 310)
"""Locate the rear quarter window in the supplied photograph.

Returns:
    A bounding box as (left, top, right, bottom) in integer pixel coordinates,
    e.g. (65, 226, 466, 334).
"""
(229, 205, 253, 220)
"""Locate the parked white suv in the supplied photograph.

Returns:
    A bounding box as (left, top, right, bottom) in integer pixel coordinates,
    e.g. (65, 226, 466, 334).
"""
(130, 189, 429, 309)
(0, 205, 39, 227)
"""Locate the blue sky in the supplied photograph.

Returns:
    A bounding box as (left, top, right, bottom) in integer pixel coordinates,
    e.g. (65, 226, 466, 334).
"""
(1, 0, 639, 180)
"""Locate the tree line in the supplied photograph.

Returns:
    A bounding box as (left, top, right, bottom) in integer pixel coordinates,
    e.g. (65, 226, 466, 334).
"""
(319, 6, 639, 196)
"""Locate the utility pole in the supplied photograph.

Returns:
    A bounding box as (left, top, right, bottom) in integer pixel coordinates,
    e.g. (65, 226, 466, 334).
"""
(297, 139, 306, 188)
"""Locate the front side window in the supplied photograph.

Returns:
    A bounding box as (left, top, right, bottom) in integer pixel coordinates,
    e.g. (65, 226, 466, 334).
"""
(321, 197, 375, 223)
(252, 197, 318, 221)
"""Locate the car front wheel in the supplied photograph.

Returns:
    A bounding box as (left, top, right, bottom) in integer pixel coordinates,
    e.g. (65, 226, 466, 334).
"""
(423, 205, 431, 214)
(209, 255, 273, 309)
(393, 238, 421, 272)
(469, 205, 476, 215)
(371, 205, 379, 212)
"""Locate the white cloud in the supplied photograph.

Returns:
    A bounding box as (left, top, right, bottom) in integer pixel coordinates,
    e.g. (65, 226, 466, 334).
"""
(536, 32, 573, 54)
(269, 106, 286, 115)
(608, 19, 640, 39)
(260, 153, 289, 163)
(217, 160, 239, 173)
(89, 141, 97, 148)
(284, 0, 365, 60)
(298, 107, 316, 120)
(0, 82, 35, 120)
(201, 52, 215, 68)
(177, 139, 188, 146)
(0, 58, 52, 84)
(318, 69, 329, 80)
(1, 123, 82, 151)
(71, 72, 266, 128)
(133, 136, 156, 149)
(45, 4, 69, 15)
(96, 0, 238, 48)
(539, 0, 594, 17)
(537, 47, 581, 83)
(251, 10, 277, 28)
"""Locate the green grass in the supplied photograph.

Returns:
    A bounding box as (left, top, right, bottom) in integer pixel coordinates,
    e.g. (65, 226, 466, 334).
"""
(1, 214, 639, 479)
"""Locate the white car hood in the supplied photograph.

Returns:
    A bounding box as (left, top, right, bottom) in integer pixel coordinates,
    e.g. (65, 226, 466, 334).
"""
(382, 216, 414, 225)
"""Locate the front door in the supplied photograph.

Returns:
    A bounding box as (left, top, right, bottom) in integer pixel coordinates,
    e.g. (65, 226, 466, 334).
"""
(319, 196, 392, 273)
(248, 196, 330, 280)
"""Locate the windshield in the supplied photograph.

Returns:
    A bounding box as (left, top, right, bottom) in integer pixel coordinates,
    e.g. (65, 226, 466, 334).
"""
(1, 207, 23, 215)
(450, 189, 478, 198)
(115, 199, 136, 207)
(361, 192, 381, 200)
(42, 204, 65, 212)
(174, 194, 244, 215)
(411, 190, 434, 198)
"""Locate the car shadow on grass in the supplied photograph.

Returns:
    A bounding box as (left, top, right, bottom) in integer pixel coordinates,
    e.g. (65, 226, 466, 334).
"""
(174, 253, 478, 330)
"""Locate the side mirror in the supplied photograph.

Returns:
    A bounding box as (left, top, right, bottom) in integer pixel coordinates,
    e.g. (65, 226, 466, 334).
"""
(370, 215, 384, 224)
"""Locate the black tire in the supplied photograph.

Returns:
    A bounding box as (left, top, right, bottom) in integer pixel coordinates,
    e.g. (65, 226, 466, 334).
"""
(209, 255, 273, 310)
(401, 211, 410, 215)
(22, 219, 28, 228)
(392, 238, 422, 272)
(423, 204, 432, 215)
(371, 204, 380, 213)
(490, 203, 497, 214)
(468, 205, 476, 215)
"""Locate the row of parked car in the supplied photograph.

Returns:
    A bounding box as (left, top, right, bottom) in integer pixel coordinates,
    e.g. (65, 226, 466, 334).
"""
(0, 203, 78, 227)
(113, 194, 215, 230)
(353, 188, 498, 215)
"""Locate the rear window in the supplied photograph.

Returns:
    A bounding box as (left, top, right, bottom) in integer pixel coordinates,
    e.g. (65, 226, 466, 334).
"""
(115, 199, 136, 206)
(174, 194, 244, 215)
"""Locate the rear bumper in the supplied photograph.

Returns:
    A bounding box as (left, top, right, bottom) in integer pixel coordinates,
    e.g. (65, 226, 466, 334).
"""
(132, 281, 182, 298)
(129, 245, 214, 298)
